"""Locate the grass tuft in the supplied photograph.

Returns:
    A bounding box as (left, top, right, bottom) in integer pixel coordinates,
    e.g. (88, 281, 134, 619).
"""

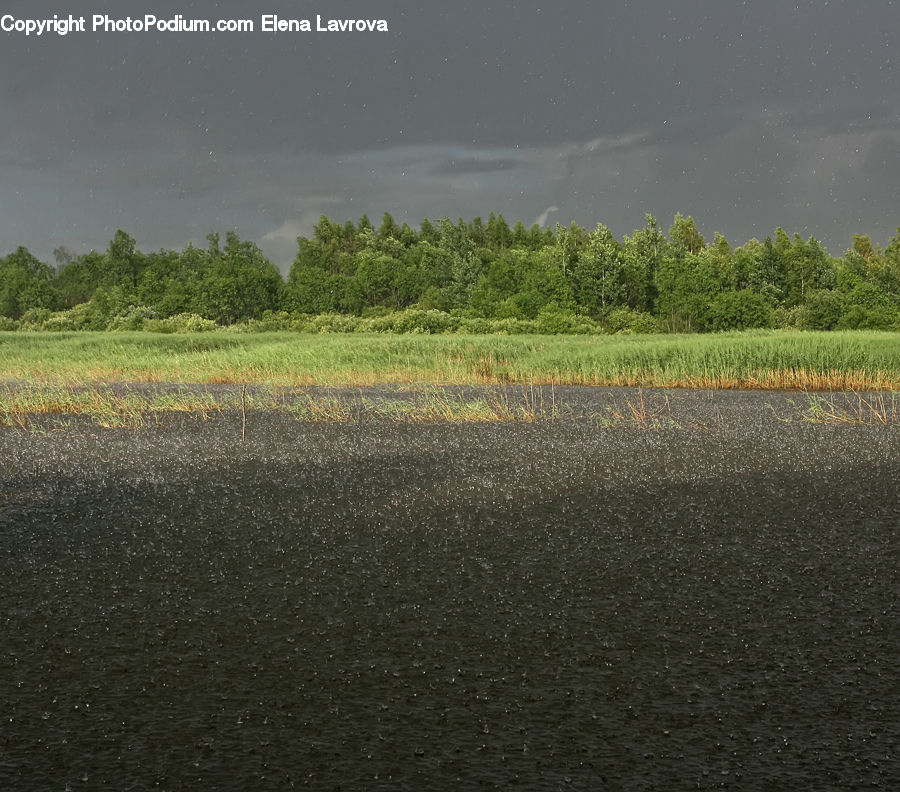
(799, 391, 900, 425)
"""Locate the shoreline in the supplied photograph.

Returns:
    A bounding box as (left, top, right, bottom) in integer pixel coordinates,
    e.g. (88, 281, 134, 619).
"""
(1, 381, 899, 430)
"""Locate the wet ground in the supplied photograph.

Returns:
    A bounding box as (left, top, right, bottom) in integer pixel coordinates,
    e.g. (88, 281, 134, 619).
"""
(1, 387, 899, 790)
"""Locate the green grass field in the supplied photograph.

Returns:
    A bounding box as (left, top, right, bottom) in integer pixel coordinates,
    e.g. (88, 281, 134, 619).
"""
(2, 330, 899, 427)
(1, 329, 899, 389)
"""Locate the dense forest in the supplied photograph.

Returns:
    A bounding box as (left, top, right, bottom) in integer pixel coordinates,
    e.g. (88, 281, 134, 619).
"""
(2, 212, 900, 334)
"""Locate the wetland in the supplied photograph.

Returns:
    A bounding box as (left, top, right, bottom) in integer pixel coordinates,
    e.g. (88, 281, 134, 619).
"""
(1, 386, 898, 789)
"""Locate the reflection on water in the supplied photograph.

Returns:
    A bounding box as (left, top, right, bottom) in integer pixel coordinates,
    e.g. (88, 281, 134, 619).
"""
(1, 394, 898, 790)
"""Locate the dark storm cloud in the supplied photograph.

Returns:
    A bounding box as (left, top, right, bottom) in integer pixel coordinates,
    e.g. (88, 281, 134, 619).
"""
(1, 0, 898, 271)
(433, 158, 519, 175)
(863, 133, 900, 180)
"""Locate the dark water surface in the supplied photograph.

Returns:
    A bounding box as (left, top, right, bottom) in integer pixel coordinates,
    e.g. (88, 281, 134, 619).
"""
(1, 388, 898, 790)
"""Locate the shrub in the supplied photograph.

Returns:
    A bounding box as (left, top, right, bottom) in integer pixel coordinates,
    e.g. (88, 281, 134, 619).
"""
(535, 305, 579, 334)
(59, 302, 108, 331)
(489, 317, 537, 335)
(391, 309, 460, 334)
(357, 310, 457, 334)
(837, 303, 900, 330)
(356, 313, 397, 333)
(603, 308, 663, 334)
(773, 305, 804, 329)
(455, 317, 496, 335)
(17, 307, 53, 329)
(572, 316, 603, 335)
(256, 310, 301, 331)
(226, 311, 308, 332)
(360, 305, 393, 318)
(305, 313, 360, 333)
(107, 305, 159, 331)
(145, 313, 219, 333)
(40, 314, 78, 332)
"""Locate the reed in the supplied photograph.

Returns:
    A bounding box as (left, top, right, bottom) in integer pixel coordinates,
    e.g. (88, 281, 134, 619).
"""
(0, 384, 556, 428)
(0, 384, 224, 429)
(1, 329, 899, 389)
(3, 380, 897, 430)
(799, 391, 900, 425)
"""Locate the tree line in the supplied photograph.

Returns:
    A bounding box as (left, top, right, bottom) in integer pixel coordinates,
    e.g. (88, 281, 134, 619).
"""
(2, 212, 900, 333)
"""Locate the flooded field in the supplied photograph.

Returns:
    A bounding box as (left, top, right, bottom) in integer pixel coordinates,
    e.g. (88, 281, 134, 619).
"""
(1, 387, 898, 790)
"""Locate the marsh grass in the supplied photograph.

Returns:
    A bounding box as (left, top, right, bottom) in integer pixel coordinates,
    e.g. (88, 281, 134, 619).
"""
(0, 383, 565, 429)
(3, 380, 898, 431)
(3, 329, 900, 429)
(587, 390, 680, 430)
(0, 385, 225, 429)
(0, 379, 702, 432)
(2, 330, 900, 389)
(798, 391, 900, 425)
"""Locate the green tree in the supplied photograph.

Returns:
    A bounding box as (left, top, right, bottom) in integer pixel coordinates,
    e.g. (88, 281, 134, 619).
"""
(468, 216, 485, 247)
(52, 245, 75, 277)
(553, 222, 587, 278)
(668, 213, 705, 256)
(527, 223, 546, 250)
(511, 220, 530, 248)
(444, 250, 486, 311)
(357, 214, 374, 235)
(655, 245, 728, 332)
(354, 248, 421, 308)
(193, 232, 283, 323)
(622, 214, 668, 312)
(843, 234, 881, 279)
(55, 250, 106, 307)
(136, 247, 194, 316)
(484, 213, 512, 250)
(470, 248, 573, 318)
(798, 289, 844, 330)
(286, 265, 337, 314)
(571, 224, 626, 315)
(378, 212, 402, 241)
(737, 237, 786, 305)
(418, 218, 440, 245)
(873, 230, 900, 295)
(436, 217, 476, 258)
(0, 247, 58, 319)
(708, 290, 774, 331)
(106, 229, 142, 290)
(407, 241, 454, 292)
(399, 222, 418, 247)
(784, 234, 834, 307)
(469, 250, 523, 316)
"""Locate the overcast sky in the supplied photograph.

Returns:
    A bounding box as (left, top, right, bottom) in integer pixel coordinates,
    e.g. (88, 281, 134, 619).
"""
(2, 0, 898, 272)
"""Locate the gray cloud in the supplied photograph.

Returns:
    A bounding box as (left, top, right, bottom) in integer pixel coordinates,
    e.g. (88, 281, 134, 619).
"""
(433, 157, 519, 175)
(2, 0, 899, 271)
(533, 206, 559, 227)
